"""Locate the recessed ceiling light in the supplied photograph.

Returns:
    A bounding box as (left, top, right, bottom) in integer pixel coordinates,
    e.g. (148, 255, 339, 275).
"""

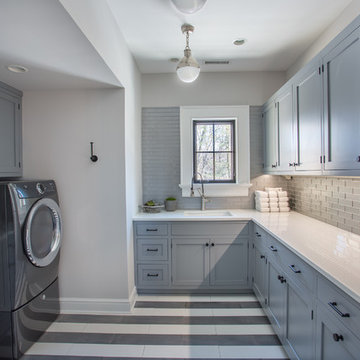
(7, 64, 29, 73)
(170, 58, 180, 63)
(233, 39, 246, 46)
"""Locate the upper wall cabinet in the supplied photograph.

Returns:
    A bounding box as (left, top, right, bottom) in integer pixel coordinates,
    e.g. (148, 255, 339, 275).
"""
(263, 101, 278, 172)
(293, 60, 322, 172)
(263, 15, 360, 176)
(0, 82, 22, 177)
(323, 28, 360, 172)
(275, 85, 295, 172)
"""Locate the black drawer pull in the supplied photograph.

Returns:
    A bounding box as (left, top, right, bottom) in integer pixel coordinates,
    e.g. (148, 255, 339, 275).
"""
(205, 243, 209, 247)
(269, 246, 277, 252)
(333, 333, 344, 342)
(211, 243, 215, 247)
(146, 248, 159, 252)
(328, 302, 350, 318)
(260, 255, 265, 259)
(147, 273, 159, 277)
(255, 232, 261, 237)
(146, 228, 158, 232)
(289, 264, 301, 273)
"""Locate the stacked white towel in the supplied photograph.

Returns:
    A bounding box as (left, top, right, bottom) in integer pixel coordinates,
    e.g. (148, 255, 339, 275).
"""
(255, 191, 270, 212)
(255, 188, 290, 212)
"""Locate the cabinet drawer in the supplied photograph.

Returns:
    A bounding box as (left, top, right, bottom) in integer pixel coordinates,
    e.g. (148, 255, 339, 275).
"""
(317, 276, 360, 337)
(172, 221, 249, 236)
(137, 264, 169, 287)
(136, 223, 168, 236)
(267, 236, 288, 263)
(282, 249, 315, 292)
(137, 238, 168, 261)
(253, 224, 268, 250)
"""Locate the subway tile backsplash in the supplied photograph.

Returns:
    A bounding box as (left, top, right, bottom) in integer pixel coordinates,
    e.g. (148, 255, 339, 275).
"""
(287, 176, 360, 235)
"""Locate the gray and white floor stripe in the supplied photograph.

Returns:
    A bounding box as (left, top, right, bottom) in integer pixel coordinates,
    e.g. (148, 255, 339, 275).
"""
(22, 294, 289, 359)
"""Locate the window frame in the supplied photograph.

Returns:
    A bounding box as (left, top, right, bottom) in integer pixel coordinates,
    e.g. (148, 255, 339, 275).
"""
(179, 106, 251, 197)
(192, 119, 236, 183)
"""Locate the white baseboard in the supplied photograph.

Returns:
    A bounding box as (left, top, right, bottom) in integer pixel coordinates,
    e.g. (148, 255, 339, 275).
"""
(60, 296, 133, 315)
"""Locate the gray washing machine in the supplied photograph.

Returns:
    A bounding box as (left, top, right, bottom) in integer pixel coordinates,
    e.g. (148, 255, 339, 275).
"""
(0, 180, 62, 359)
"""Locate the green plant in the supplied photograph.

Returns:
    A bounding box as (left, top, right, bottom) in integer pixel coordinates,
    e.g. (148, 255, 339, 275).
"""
(166, 197, 176, 201)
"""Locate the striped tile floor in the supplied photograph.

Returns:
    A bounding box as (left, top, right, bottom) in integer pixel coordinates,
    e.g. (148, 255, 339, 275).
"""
(22, 294, 289, 359)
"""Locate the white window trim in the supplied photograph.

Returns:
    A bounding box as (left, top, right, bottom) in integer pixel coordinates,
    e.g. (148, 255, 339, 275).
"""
(179, 105, 251, 197)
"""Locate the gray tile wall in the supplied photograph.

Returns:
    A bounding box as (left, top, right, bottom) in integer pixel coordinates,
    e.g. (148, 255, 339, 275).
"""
(287, 176, 360, 235)
(142, 106, 286, 210)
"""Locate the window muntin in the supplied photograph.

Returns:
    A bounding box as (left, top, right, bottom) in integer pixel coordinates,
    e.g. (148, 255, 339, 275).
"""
(193, 120, 236, 183)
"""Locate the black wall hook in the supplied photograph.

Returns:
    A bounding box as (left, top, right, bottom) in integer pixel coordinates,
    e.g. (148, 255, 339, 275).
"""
(90, 142, 98, 162)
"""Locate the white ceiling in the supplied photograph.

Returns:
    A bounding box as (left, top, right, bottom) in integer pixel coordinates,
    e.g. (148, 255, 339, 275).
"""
(0, 0, 121, 90)
(107, 0, 353, 73)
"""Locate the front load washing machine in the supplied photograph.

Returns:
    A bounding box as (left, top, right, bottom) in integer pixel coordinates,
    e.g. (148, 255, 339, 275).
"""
(0, 180, 62, 359)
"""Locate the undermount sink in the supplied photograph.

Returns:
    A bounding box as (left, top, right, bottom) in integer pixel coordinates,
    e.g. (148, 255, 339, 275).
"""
(183, 210, 233, 217)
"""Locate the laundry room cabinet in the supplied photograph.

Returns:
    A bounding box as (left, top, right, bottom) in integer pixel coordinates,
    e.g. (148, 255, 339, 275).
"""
(262, 14, 360, 176)
(0, 81, 22, 177)
(134, 221, 250, 292)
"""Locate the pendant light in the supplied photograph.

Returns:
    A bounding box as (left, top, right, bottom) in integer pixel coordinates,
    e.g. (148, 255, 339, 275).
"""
(176, 24, 200, 83)
(170, 0, 207, 14)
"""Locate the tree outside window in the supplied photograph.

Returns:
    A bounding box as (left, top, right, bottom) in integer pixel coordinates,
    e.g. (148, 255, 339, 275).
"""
(193, 120, 236, 183)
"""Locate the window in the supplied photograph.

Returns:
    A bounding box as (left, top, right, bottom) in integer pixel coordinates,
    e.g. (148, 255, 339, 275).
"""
(193, 120, 236, 183)
(180, 106, 251, 197)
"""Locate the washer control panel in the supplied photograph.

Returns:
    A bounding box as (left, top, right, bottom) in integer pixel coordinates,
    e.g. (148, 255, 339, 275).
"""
(13, 181, 56, 199)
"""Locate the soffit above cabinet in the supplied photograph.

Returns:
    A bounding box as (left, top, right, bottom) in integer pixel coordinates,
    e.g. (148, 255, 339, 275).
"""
(0, 0, 121, 90)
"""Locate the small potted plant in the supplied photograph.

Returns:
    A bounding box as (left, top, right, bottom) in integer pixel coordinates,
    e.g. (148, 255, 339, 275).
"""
(165, 197, 177, 211)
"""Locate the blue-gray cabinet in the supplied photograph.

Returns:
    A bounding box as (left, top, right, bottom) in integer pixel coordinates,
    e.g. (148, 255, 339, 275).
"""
(134, 221, 250, 292)
(323, 27, 360, 172)
(251, 223, 360, 360)
(263, 15, 360, 176)
(293, 61, 322, 172)
(263, 101, 278, 172)
(0, 81, 22, 177)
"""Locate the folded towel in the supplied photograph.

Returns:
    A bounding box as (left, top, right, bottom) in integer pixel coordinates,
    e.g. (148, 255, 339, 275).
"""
(255, 190, 269, 199)
(277, 191, 288, 197)
(277, 196, 289, 202)
(269, 199, 279, 204)
(255, 198, 269, 204)
(270, 205, 279, 210)
(256, 207, 270, 213)
(255, 203, 270, 209)
(265, 187, 282, 192)
(279, 206, 290, 212)
(270, 208, 280, 212)
(267, 191, 278, 198)
(279, 201, 289, 206)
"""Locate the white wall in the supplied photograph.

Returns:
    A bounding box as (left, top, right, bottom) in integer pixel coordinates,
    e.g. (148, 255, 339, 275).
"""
(23, 89, 132, 311)
(142, 72, 286, 107)
(287, 0, 360, 78)
(60, 0, 142, 301)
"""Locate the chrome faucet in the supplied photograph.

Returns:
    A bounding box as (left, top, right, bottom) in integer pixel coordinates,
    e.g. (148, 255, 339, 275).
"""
(190, 172, 209, 211)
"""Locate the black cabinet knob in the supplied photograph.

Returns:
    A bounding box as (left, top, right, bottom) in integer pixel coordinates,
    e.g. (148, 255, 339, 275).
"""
(333, 333, 344, 342)
(260, 255, 265, 259)
(205, 243, 209, 247)
(211, 243, 215, 247)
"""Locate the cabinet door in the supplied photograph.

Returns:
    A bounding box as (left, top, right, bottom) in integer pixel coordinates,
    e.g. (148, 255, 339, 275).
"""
(285, 280, 315, 360)
(253, 243, 267, 306)
(172, 238, 209, 287)
(0, 91, 22, 176)
(263, 101, 278, 172)
(323, 28, 360, 171)
(209, 237, 248, 287)
(267, 259, 286, 339)
(316, 305, 360, 360)
(294, 63, 322, 171)
(276, 87, 295, 172)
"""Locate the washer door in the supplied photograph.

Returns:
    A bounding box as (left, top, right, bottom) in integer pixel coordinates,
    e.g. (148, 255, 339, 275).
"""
(24, 198, 62, 267)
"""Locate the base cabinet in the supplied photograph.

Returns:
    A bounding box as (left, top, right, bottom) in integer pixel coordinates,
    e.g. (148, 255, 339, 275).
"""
(315, 304, 360, 360)
(135, 221, 250, 292)
(252, 242, 267, 306)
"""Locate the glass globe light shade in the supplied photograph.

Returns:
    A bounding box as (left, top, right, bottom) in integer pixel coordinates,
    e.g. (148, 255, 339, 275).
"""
(176, 49, 200, 83)
(170, 0, 207, 14)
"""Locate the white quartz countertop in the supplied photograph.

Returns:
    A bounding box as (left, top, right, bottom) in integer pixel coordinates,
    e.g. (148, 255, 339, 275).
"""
(133, 209, 360, 304)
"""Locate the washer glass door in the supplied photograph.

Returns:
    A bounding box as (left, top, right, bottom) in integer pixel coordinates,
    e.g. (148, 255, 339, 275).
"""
(24, 198, 62, 267)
